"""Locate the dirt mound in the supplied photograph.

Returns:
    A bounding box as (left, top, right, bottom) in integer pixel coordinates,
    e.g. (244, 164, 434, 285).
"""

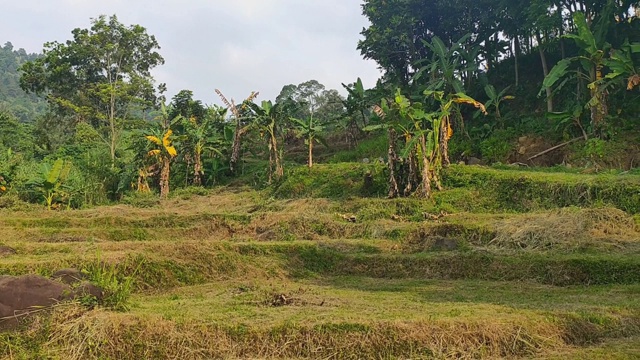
(510, 136, 566, 166)
(491, 208, 638, 250)
(0, 273, 105, 330)
(0, 245, 16, 256)
(0, 275, 72, 330)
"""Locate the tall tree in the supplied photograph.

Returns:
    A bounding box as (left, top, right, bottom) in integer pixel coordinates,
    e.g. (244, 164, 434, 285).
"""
(20, 15, 164, 166)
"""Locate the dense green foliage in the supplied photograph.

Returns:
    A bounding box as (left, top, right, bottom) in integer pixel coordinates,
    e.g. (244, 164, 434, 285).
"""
(0, 2, 639, 208)
(0, 42, 46, 121)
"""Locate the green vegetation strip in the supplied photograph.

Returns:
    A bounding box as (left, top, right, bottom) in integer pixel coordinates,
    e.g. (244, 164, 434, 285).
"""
(3, 242, 640, 288)
(444, 165, 640, 213)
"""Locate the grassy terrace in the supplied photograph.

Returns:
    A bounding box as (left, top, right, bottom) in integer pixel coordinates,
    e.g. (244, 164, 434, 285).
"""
(1, 165, 640, 359)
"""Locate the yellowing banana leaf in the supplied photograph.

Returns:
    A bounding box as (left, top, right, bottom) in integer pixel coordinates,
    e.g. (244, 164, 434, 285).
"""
(453, 93, 487, 114)
(148, 149, 161, 156)
(146, 135, 162, 146)
(163, 129, 173, 147)
(166, 146, 177, 158)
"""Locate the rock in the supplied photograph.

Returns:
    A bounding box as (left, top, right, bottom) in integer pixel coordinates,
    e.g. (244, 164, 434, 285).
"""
(52, 268, 86, 285)
(72, 281, 104, 301)
(466, 157, 482, 165)
(0, 246, 16, 256)
(0, 275, 105, 330)
(361, 158, 370, 164)
(0, 275, 72, 330)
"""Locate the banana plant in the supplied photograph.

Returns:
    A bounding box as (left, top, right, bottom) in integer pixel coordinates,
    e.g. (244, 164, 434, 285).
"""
(181, 107, 226, 186)
(341, 77, 371, 148)
(145, 127, 178, 199)
(248, 100, 289, 183)
(602, 40, 640, 91)
(367, 89, 444, 198)
(424, 90, 487, 166)
(541, 8, 639, 136)
(483, 85, 515, 128)
(290, 115, 327, 169)
(28, 159, 72, 210)
(215, 89, 259, 173)
(414, 34, 481, 165)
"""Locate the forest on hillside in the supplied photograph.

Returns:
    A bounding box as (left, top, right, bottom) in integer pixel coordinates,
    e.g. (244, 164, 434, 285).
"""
(0, 0, 639, 209)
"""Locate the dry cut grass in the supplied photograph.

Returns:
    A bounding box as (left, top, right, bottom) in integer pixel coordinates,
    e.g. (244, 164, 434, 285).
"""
(491, 208, 639, 251)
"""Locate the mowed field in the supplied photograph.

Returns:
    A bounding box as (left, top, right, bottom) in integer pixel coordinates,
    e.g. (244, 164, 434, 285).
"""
(1, 165, 640, 359)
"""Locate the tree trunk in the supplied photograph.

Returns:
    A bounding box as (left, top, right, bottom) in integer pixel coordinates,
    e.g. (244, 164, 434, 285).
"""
(536, 32, 554, 112)
(160, 157, 170, 199)
(403, 148, 417, 197)
(347, 119, 359, 149)
(418, 135, 432, 198)
(267, 142, 274, 184)
(229, 118, 242, 173)
(137, 168, 150, 192)
(193, 152, 202, 186)
(109, 93, 117, 167)
(308, 138, 313, 168)
(387, 128, 399, 199)
(440, 116, 451, 167)
(590, 63, 608, 137)
(272, 132, 283, 181)
(514, 36, 520, 87)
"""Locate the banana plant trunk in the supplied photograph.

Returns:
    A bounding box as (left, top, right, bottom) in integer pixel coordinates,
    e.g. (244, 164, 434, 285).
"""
(536, 32, 554, 112)
(272, 133, 283, 180)
(387, 128, 400, 198)
(308, 138, 313, 168)
(193, 151, 203, 186)
(230, 118, 242, 173)
(160, 157, 171, 199)
(514, 36, 520, 87)
(347, 119, 359, 149)
(419, 134, 433, 198)
(403, 148, 418, 197)
(440, 116, 451, 167)
(590, 64, 608, 137)
(267, 142, 274, 184)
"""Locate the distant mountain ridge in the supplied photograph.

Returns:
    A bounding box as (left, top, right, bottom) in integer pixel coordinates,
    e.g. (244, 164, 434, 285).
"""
(0, 41, 46, 122)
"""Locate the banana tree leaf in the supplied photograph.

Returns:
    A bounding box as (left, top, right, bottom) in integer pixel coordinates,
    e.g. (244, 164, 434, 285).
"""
(45, 159, 64, 185)
(485, 85, 497, 100)
(289, 117, 309, 129)
(541, 58, 573, 93)
(569, 12, 597, 53)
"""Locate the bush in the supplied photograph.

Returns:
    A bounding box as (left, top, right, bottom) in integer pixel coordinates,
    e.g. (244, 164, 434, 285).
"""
(479, 129, 516, 164)
(273, 163, 387, 199)
(170, 186, 211, 200)
(121, 192, 160, 208)
(328, 134, 388, 163)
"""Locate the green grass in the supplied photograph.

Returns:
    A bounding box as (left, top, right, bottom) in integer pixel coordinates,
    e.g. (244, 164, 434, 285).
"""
(444, 165, 640, 213)
(273, 162, 387, 198)
(2, 168, 640, 359)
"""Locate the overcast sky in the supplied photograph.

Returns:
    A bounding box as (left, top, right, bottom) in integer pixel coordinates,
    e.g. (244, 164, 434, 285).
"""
(0, 0, 382, 105)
